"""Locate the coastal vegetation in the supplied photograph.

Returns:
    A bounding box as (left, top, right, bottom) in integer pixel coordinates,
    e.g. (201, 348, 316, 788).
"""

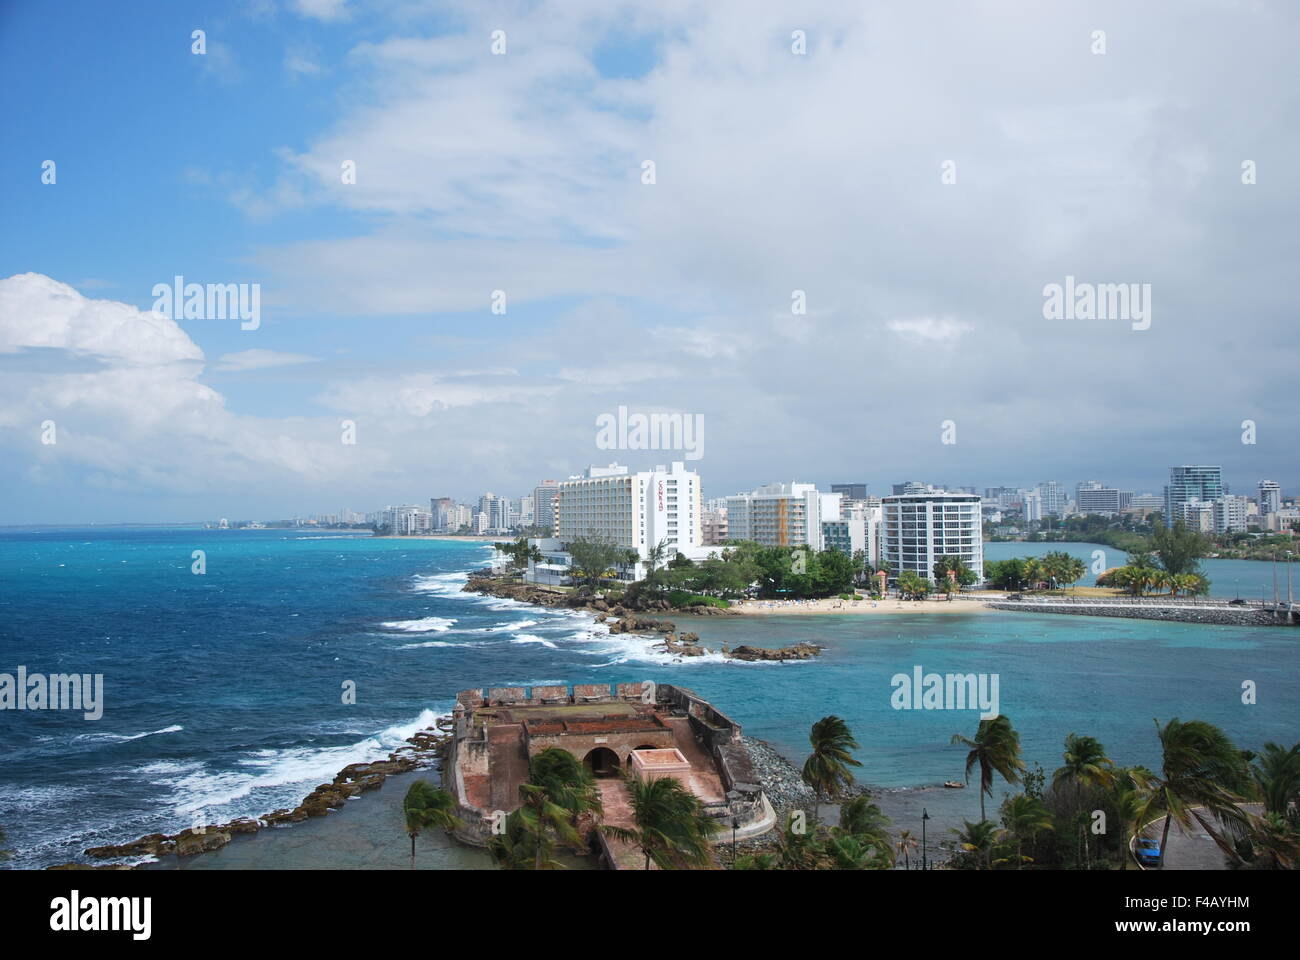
(736, 717, 894, 870)
(600, 776, 719, 870)
(983, 551, 1086, 592)
(951, 715, 1027, 822)
(937, 716, 1299, 870)
(623, 539, 860, 602)
(489, 747, 602, 870)
(401, 781, 461, 868)
(801, 715, 863, 822)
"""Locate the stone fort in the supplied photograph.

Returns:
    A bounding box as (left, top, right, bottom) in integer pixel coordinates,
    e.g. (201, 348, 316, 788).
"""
(443, 681, 775, 866)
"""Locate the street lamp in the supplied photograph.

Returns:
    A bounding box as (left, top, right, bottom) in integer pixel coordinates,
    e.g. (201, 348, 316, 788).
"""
(921, 807, 930, 871)
(731, 816, 739, 864)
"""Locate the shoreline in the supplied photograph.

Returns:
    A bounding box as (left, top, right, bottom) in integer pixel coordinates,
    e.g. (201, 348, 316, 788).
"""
(372, 534, 499, 542)
(731, 596, 994, 616)
(52, 726, 453, 870)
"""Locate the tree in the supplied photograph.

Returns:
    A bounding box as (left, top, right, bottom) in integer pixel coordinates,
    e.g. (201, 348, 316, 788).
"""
(1250, 741, 1300, 816)
(1152, 519, 1208, 577)
(836, 795, 894, 863)
(601, 775, 719, 870)
(952, 715, 1027, 822)
(999, 794, 1054, 869)
(802, 716, 862, 821)
(1053, 733, 1115, 867)
(1111, 766, 1155, 869)
(566, 533, 628, 588)
(1146, 718, 1250, 869)
(951, 819, 1001, 870)
(506, 747, 602, 870)
(896, 570, 930, 600)
(402, 781, 462, 868)
(894, 829, 919, 870)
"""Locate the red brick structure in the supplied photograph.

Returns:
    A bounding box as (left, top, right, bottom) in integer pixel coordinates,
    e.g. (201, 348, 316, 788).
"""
(444, 682, 774, 858)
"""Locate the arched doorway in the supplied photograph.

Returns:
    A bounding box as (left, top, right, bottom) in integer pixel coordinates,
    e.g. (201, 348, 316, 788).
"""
(584, 747, 621, 778)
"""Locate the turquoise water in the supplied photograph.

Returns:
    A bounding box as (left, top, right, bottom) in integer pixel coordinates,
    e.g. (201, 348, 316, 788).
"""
(0, 527, 1295, 868)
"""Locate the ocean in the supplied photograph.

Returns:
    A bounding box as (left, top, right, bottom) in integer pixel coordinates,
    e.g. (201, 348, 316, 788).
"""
(0, 527, 1295, 869)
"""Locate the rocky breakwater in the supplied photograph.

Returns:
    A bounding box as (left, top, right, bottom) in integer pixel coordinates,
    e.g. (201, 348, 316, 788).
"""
(58, 729, 450, 869)
(987, 598, 1279, 626)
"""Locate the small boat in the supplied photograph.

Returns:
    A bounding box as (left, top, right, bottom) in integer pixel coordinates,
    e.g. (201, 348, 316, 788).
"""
(943, 780, 965, 789)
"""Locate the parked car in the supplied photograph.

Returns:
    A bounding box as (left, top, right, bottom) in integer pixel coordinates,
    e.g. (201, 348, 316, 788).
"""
(1135, 838, 1161, 867)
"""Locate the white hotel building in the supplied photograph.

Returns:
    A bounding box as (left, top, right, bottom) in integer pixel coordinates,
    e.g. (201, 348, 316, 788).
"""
(882, 490, 983, 583)
(527, 462, 708, 584)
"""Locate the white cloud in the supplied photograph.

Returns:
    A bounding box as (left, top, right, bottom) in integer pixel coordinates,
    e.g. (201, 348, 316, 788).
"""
(215, 349, 319, 372)
(291, 0, 350, 22)
(886, 316, 975, 346)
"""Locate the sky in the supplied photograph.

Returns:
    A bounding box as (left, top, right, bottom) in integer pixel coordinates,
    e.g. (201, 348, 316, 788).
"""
(1, 0, 1297, 524)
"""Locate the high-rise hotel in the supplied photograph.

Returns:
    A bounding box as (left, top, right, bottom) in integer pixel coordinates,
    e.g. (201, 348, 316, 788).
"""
(536, 461, 705, 581)
(882, 489, 983, 583)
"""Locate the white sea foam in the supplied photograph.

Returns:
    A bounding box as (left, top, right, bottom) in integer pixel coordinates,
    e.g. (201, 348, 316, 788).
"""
(411, 571, 470, 597)
(76, 724, 184, 744)
(380, 616, 457, 633)
(397, 640, 458, 649)
(509, 634, 558, 649)
(154, 708, 450, 817)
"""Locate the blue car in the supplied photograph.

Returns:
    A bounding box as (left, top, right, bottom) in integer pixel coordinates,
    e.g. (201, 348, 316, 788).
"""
(1135, 838, 1161, 867)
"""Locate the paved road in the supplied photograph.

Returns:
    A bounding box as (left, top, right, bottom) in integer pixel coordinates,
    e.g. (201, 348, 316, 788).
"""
(1139, 804, 1262, 870)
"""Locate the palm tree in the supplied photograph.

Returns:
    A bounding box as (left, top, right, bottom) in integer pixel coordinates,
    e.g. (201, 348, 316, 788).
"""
(514, 747, 602, 870)
(402, 781, 462, 868)
(1053, 732, 1116, 868)
(894, 829, 919, 870)
(952, 715, 1027, 822)
(836, 795, 894, 863)
(1250, 741, 1300, 816)
(1111, 765, 1155, 869)
(999, 794, 1053, 869)
(802, 716, 862, 821)
(1146, 718, 1250, 869)
(952, 819, 1001, 870)
(601, 775, 719, 870)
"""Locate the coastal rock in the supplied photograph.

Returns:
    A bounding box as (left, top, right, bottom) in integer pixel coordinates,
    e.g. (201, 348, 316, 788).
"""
(85, 833, 176, 860)
(726, 642, 822, 662)
(174, 828, 232, 856)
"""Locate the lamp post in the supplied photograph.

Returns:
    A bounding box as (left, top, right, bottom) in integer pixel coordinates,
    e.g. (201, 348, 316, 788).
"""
(921, 807, 930, 871)
(731, 816, 739, 864)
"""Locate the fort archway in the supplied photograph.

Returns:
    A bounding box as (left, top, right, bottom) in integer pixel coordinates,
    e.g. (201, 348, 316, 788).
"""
(584, 747, 621, 778)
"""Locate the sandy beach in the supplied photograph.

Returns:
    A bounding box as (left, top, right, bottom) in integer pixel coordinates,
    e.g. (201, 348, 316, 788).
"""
(372, 534, 498, 542)
(731, 596, 997, 615)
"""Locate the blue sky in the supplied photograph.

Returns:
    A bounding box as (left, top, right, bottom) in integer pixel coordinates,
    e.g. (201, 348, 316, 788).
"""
(1, 0, 1297, 523)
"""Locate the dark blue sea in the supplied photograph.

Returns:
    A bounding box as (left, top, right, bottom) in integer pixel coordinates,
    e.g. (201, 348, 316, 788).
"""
(0, 528, 1295, 868)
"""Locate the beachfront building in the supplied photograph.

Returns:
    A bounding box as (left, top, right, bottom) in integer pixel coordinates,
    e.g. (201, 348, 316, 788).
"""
(831, 483, 867, 500)
(821, 502, 882, 565)
(882, 490, 983, 584)
(529, 462, 708, 583)
(726, 481, 829, 550)
(384, 504, 433, 535)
